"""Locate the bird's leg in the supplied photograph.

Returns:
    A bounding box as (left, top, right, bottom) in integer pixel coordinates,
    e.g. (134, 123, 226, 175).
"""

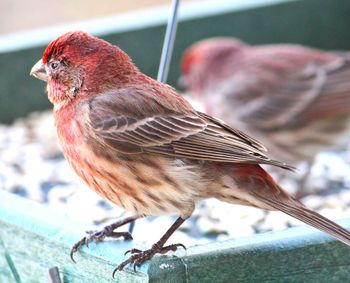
(113, 216, 187, 274)
(70, 214, 141, 262)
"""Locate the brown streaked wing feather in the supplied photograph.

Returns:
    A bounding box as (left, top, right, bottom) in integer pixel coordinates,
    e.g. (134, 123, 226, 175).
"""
(88, 90, 293, 170)
(240, 63, 327, 130)
(300, 54, 350, 121)
(241, 53, 350, 130)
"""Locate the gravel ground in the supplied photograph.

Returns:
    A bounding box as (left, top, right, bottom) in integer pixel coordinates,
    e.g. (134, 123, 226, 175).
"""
(1, 109, 350, 247)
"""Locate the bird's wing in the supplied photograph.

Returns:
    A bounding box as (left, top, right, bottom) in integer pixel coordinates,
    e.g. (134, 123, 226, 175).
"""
(238, 53, 350, 130)
(87, 87, 292, 169)
(300, 53, 350, 122)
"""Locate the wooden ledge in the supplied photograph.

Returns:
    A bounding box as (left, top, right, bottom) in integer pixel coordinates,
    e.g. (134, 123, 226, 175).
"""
(0, 190, 349, 282)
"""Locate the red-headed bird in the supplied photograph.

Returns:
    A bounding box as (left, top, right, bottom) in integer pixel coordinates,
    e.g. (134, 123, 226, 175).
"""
(181, 38, 350, 173)
(31, 32, 350, 274)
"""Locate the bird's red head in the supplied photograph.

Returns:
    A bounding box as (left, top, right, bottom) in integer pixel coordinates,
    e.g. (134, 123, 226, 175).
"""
(181, 37, 246, 74)
(42, 31, 98, 65)
(31, 31, 138, 107)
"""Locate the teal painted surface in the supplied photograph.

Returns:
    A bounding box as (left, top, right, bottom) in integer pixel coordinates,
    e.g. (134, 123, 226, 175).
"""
(0, 190, 350, 282)
(1, 0, 350, 123)
(0, 190, 148, 282)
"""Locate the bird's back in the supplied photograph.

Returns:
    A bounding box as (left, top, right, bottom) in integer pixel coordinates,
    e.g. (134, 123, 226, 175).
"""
(184, 40, 350, 163)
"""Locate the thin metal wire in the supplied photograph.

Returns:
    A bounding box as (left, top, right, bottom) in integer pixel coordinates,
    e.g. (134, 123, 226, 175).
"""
(48, 267, 62, 283)
(157, 0, 181, 83)
(128, 218, 135, 233)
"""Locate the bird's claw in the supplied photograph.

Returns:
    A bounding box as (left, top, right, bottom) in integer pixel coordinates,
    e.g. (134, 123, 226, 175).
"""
(113, 243, 186, 276)
(124, 248, 142, 255)
(70, 227, 133, 263)
(70, 239, 86, 263)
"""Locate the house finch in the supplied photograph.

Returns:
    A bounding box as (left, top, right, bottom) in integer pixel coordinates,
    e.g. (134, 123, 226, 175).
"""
(31, 32, 350, 274)
(181, 38, 350, 196)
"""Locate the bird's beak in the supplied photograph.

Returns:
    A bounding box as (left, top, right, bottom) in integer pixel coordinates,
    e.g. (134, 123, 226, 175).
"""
(30, 59, 47, 82)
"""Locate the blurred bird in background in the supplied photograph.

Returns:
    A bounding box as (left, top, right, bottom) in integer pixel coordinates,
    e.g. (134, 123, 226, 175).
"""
(31, 32, 350, 273)
(181, 38, 350, 197)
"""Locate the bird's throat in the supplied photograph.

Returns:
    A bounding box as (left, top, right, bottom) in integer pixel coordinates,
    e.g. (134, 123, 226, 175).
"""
(47, 80, 75, 109)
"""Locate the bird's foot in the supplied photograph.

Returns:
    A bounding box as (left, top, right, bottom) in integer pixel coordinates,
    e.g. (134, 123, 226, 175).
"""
(70, 223, 133, 262)
(113, 243, 186, 274)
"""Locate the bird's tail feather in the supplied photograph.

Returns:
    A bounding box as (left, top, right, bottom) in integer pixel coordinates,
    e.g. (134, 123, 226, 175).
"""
(231, 164, 350, 246)
(255, 187, 350, 246)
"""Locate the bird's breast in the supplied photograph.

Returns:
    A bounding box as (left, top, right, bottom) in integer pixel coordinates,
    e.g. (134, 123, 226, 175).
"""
(61, 142, 206, 217)
(54, 104, 85, 145)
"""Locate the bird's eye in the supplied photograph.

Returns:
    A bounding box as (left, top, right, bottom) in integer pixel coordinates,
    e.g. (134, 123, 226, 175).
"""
(50, 61, 59, 69)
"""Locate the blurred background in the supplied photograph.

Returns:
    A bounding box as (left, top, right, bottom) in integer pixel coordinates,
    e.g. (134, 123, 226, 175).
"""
(1, 0, 350, 246)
